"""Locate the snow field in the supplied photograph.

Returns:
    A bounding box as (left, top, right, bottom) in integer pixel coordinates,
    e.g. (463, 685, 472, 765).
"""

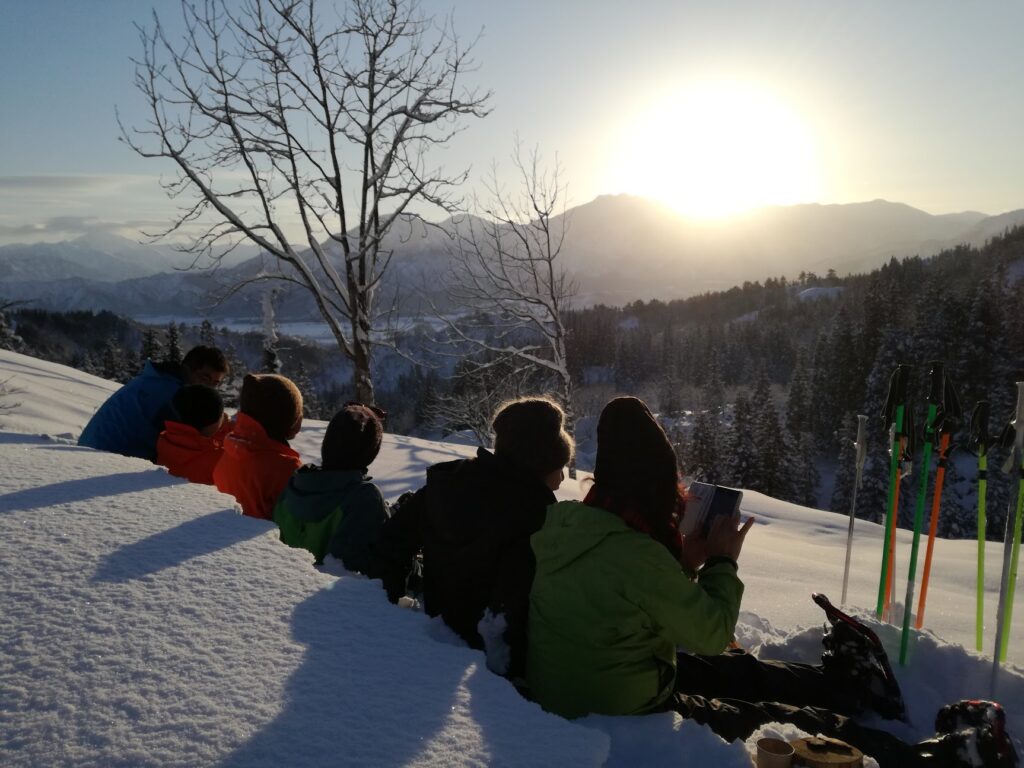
(1, 349, 1022, 766)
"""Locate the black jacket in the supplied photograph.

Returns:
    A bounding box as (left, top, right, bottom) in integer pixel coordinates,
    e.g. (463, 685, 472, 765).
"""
(372, 447, 555, 675)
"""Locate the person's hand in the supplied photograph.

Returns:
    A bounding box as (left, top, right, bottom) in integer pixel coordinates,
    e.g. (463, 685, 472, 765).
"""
(680, 531, 709, 573)
(705, 514, 755, 562)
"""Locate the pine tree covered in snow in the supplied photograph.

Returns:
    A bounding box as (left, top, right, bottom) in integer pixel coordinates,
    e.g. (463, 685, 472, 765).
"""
(141, 329, 163, 364)
(199, 319, 216, 346)
(166, 322, 182, 365)
(685, 410, 720, 483)
(723, 392, 757, 490)
(101, 340, 129, 383)
(830, 412, 857, 515)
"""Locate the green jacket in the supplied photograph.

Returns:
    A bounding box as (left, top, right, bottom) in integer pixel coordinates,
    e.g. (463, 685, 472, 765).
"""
(272, 466, 387, 572)
(527, 500, 744, 719)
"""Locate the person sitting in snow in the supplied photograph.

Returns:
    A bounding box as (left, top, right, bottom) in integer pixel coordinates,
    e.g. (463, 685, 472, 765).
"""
(525, 396, 1018, 768)
(272, 403, 389, 573)
(78, 345, 228, 461)
(371, 396, 573, 681)
(213, 373, 303, 520)
(156, 384, 231, 485)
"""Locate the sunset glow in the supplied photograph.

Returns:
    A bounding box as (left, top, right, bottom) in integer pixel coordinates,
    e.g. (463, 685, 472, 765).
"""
(607, 81, 822, 218)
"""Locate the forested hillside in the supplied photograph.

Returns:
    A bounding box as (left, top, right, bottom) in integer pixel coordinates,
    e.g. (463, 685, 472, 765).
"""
(3, 227, 1022, 539)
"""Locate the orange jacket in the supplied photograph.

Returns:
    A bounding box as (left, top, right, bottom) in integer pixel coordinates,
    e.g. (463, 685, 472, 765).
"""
(156, 420, 228, 485)
(213, 413, 302, 520)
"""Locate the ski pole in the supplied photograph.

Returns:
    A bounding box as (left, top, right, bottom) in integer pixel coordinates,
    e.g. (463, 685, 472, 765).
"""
(841, 414, 869, 605)
(883, 435, 905, 623)
(916, 432, 951, 629)
(900, 361, 944, 665)
(916, 372, 963, 629)
(877, 365, 911, 620)
(970, 401, 990, 653)
(994, 381, 1024, 666)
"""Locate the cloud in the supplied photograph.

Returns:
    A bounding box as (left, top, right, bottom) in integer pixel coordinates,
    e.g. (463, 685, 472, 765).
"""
(0, 215, 172, 241)
(0, 175, 156, 195)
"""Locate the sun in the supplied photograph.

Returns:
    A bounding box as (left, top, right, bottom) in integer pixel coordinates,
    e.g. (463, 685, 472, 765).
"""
(606, 81, 822, 218)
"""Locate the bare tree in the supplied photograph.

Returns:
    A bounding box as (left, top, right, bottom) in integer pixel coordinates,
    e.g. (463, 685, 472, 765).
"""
(122, 0, 490, 404)
(424, 354, 544, 446)
(441, 141, 577, 456)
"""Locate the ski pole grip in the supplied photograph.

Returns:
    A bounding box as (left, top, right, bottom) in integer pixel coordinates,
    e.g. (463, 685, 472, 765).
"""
(927, 361, 945, 406)
(883, 364, 910, 424)
(971, 400, 990, 456)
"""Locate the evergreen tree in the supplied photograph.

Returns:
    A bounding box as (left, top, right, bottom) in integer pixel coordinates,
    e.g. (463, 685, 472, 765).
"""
(101, 340, 128, 382)
(748, 366, 788, 498)
(291, 360, 320, 418)
(784, 347, 812, 436)
(702, 351, 726, 412)
(790, 431, 820, 508)
(165, 322, 182, 364)
(686, 411, 720, 483)
(141, 329, 163, 364)
(199, 318, 216, 346)
(723, 392, 757, 489)
(830, 412, 857, 514)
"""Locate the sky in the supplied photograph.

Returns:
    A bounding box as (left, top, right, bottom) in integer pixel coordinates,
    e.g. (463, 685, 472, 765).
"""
(2, 0, 1024, 245)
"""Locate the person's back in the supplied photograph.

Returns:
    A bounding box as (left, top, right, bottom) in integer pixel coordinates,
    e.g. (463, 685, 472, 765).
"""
(213, 374, 303, 519)
(79, 346, 228, 460)
(373, 397, 572, 674)
(419, 448, 556, 645)
(274, 404, 387, 572)
(528, 498, 742, 719)
(79, 361, 185, 460)
(156, 384, 229, 485)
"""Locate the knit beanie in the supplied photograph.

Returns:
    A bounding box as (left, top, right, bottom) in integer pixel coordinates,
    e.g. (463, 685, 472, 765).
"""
(492, 397, 574, 478)
(239, 373, 303, 442)
(594, 396, 677, 496)
(172, 384, 224, 431)
(322, 405, 384, 471)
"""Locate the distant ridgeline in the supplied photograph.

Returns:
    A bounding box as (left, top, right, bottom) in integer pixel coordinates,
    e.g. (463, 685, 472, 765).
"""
(1, 224, 1022, 539)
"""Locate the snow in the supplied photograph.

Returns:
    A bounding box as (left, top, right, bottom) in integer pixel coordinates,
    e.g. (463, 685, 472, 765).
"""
(797, 286, 845, 301)
(1, 348, 1022, 767)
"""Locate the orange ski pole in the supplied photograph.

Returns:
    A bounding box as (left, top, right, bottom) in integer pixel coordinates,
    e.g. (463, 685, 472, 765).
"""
(916, 432, 952, 628)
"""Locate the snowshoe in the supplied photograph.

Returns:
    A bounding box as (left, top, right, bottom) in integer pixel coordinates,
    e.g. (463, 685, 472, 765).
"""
(813, 592, 907, 721)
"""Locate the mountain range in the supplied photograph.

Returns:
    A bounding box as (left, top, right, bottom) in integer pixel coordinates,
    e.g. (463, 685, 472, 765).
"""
(1, 196, 1022, 319)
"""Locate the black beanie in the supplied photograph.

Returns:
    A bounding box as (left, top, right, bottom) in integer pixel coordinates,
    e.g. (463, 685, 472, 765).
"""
(172, 385, 224, 431)
(239, 374, 303, 442)
(322, 405, 383, 471)
(492, 397, 574, 477)
(594, 396, 678, 501)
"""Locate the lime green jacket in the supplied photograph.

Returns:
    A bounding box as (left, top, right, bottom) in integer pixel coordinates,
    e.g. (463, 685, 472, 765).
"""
(527, 500, 744, 719)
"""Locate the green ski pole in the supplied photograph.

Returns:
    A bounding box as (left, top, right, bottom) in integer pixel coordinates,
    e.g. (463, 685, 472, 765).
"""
(996, 382, 1024, 664)
(877, 365, 911, 619)
(899, 361, 944, 665)
(970, 401, 991, 653)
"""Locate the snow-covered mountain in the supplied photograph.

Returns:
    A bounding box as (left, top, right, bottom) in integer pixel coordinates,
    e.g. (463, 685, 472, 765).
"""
(1, 350, 1022, 767)
(0, 231, 258, 284)
(1, 196, 1022, 316)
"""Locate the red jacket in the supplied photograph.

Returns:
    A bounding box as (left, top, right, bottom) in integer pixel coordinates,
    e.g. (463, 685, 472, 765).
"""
(213, 413, 302, 520)
(156, 420, 228, 485)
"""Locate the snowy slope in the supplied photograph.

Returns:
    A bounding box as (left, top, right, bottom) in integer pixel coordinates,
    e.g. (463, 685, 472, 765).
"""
(1, 350, 1022, 767)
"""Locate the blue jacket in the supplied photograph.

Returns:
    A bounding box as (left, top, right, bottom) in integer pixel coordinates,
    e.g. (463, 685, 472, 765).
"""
(78, 361, 184, 460)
